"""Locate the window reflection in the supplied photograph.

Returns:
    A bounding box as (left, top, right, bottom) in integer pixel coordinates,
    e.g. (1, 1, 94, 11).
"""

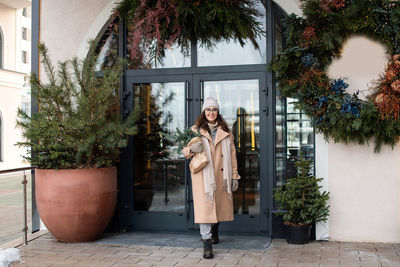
(127, 42, 190, 69)
(276, 100, 314, 186)
(197, 3, 266, 66)
(274, 5, 314, 187)
(133, 82, 186, 212)
(95, 18, 119, 71)
(203, 79, 260, 214)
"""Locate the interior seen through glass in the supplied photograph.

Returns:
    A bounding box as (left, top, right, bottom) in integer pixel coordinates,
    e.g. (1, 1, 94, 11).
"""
(203, 79, 260, 214)
(133, 82, 186, 212)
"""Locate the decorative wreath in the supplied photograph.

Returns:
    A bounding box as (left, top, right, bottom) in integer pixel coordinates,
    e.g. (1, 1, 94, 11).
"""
(271, 0, 400, 151)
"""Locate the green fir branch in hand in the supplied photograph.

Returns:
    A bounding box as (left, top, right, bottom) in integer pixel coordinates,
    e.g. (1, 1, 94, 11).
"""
(173, 127, 201, 153)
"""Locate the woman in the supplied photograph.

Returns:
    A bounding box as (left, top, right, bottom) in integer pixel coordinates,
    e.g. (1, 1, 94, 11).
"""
(182, 97, 240, 259)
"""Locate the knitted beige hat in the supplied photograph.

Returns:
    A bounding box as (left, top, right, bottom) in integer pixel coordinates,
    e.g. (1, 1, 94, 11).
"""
(202, 97, 220, 112)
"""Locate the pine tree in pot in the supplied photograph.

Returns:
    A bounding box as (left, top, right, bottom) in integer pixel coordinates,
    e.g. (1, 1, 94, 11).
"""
(273, 156, 330, 244)
(16, 42, 138, 242)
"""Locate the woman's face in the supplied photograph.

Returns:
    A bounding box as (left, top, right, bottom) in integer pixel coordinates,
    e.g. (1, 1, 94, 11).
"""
(205, 106, 218, 124)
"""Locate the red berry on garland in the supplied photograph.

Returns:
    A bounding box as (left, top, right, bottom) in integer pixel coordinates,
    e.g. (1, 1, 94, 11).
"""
(302, 26, 316, 40)
(393, 54, 400, 66)
(385, 67, 397, 82)
(391, 80, 400, 93)
(375, 93, 386, 104)
(320, 0, 346, 12)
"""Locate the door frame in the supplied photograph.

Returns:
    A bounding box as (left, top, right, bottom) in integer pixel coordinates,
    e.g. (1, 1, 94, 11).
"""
(119, 71, 273, 234)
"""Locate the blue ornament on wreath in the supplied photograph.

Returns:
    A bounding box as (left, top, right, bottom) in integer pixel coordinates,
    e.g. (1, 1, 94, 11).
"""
(301, 53, 319, 68)
(330, 79, 349, 95)
(341, 95, 360, 118)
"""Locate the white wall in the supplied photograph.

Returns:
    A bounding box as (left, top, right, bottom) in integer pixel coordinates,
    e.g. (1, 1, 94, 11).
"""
(0, 4, 16, 70)
(40, 0, 116, 68)
(328, 143, 400, 242)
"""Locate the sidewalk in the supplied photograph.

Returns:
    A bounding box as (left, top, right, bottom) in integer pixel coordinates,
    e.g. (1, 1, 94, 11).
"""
(8, 232, 400, 267)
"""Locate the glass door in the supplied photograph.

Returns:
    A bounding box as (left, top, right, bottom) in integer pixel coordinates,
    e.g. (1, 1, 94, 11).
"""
(126, 75, 195, 231)
(193, 73, 269, 233)
(124, 72, 270, 234)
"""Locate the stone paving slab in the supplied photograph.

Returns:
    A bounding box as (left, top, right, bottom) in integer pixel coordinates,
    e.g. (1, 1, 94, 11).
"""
(8, 233, 400, 267)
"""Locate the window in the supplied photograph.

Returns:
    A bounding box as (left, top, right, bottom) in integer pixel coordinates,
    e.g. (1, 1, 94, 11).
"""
(274, 4, 315, 187)
(94, 18, 119, 71)
(95, 4, 268, 69)
(197, 1, 266, 66)
(22, 51, 28, 64)
(22, 27, 27, 40)
(22, 8, 27, 17)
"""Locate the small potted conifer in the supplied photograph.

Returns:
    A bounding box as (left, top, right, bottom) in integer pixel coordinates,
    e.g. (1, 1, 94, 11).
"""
(273, 156, 330, 244)
(16, 42, 138, 242)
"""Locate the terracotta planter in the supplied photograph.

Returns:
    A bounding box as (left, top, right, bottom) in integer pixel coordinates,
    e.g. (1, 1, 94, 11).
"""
(35, 167, 117, 242)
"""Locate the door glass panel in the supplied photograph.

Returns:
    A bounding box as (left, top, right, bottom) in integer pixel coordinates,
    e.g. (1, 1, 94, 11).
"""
(197, 3, 266, 66)
(133, 82, 186, 212)
(128, 43, 191, 69)
(203, 80, 260, 214)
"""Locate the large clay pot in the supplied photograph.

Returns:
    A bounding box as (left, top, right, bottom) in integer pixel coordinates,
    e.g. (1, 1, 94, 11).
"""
(35, 167, 117, 242)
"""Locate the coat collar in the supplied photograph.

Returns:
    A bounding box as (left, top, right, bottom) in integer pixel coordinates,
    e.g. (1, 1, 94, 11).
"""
(199, 127, 212, 142)
(214, 127, 229, 146)
(197, 126, 229, 146)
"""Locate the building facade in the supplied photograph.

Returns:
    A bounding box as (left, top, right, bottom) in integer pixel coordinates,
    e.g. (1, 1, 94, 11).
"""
(34, 0, 400, 243)
(0, 0, 31, 170)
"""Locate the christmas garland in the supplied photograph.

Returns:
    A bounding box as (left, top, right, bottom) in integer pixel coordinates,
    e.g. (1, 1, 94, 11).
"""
(271, 0, 400, 151)
(115, 0, 264, 65)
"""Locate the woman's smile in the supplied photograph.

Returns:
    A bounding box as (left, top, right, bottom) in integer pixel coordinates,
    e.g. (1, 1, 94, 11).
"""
(205, 107, 218, 123)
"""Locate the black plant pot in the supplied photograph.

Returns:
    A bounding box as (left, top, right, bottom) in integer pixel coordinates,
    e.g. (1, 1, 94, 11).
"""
(286, 224, 312, 244)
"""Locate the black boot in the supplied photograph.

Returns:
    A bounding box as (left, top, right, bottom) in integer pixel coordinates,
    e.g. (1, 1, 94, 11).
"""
(202, 239, 213, 259)
(211, 223, 219, 244)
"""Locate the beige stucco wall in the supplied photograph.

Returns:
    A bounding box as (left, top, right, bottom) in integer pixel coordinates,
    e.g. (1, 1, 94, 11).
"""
(38, 0, 400, 242)
(0, 69, 26, 170)
(327, 143, 400, 242)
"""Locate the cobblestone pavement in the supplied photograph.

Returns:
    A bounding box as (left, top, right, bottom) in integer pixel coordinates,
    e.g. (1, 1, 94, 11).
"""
(7, 233, 400, 267)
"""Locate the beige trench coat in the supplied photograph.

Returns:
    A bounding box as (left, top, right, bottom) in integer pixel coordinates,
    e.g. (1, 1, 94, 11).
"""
(182, 126, 241, 224)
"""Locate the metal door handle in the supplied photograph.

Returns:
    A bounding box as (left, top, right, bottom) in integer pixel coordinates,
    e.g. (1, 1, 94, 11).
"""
(200, 81, 204, 103)
(186, 81, 190, 127)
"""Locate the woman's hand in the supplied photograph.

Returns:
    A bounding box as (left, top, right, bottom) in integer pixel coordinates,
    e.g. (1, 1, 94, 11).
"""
(232, 180, 239, 192)
(190, 142, 203, 153)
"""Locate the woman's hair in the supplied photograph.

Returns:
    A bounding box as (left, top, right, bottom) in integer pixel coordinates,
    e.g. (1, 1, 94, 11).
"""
(195, 111, 230, 133)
